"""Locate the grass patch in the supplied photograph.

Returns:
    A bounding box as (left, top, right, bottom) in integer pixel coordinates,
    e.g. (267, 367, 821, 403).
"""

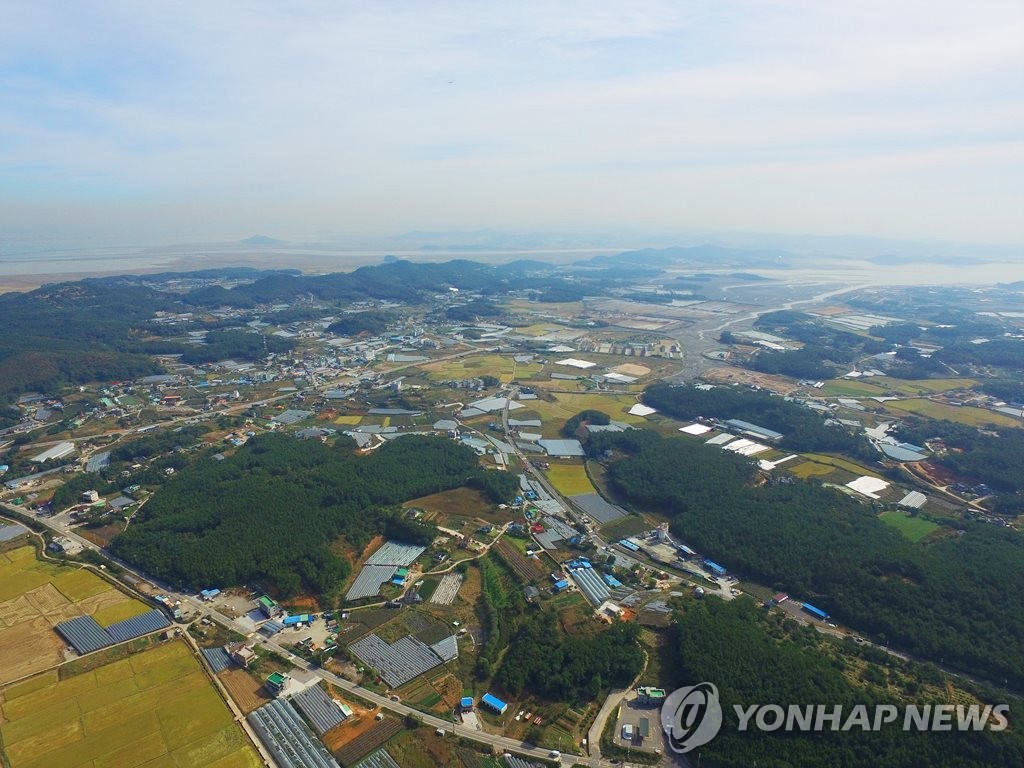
(884, 398, 1022, 427)
(545, 462, 596, 497)
(333, 415, 362, 425)
(879, 511, 940, 542)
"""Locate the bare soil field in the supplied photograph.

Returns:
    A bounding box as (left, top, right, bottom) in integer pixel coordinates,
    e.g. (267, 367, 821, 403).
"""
(702, 365, 802, 394)
(333, 717, 403, 766)
(218, 668, 271, 714)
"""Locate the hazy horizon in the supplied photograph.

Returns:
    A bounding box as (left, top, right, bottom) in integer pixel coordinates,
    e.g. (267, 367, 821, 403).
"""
(2, 2, 1023, 247)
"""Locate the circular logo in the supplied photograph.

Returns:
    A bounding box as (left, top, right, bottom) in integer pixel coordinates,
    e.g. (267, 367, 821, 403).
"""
(661, 682, 723, 754)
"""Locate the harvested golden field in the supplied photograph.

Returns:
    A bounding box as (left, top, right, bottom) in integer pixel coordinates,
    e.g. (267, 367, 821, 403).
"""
(0, 640, 260, 768)
(0, 547, 149, 685)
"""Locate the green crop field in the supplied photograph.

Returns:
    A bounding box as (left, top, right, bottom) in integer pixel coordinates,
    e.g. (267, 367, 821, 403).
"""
(545, 463, 596, 497)
(788, 460, 837, 479)
(800, 454, 884, 479)
(529, 393, 648, 436)
(0, 640, 260, 768)
(884, 398, 1021, 427)
(822, 377, 979, 398)
(418, 354, 543, 384)
(879, 511, 940, 542)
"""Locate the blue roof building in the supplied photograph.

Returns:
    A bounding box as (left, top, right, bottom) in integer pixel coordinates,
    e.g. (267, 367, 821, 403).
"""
(460, 697, 474, 712)
(802, 603, 828, 621)
(480, 693, 508, 714)
(704, 560, 727, 576)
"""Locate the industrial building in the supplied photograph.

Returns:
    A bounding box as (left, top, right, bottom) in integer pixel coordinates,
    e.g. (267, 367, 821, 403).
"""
(30, 441, 75, 464)
(480, 693, 508, 714)
(802, 603, 829, 621)
(636, 687, 666, 706)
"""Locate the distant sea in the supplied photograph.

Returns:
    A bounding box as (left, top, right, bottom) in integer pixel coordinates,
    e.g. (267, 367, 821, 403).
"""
(2, 236, 1024, 289)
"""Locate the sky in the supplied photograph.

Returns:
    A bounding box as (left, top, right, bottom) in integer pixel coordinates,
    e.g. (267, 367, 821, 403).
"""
(1, 0, 1023, 247)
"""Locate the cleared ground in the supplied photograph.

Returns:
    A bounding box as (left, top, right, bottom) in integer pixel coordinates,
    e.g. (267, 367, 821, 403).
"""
(0, 640, 260, 768)
(0, 545, 150, 684)
(217, 667, 271, 714)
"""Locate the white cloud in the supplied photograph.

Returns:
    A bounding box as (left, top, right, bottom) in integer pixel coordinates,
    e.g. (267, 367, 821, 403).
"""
(0, 0, 1022, 243)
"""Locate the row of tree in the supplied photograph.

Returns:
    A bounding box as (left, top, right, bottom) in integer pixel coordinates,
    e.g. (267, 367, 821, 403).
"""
(643, 382, 874, 458)
(587, 428, 1024, 690)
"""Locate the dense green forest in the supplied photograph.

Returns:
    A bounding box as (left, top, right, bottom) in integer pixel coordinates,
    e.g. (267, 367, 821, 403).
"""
(744, 345, 838, 379)
(643, 382, 873, 458)
(496, 612, 644, 703)
(474, 555, 524, 681)
(587, 429, 1024, 690)
(112, 433, 515, 598)
(179, 329, 294, 364)
(896, 417, 1024, 494)
(108, 425, 206, 463)
(327, 310, 396, 337)
(667, 599, 1024, 768)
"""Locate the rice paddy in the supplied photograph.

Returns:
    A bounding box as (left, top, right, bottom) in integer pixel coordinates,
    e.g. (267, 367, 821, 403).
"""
(0, 640, 261, 768)
(545, 463, 596, 497)
(0, 546, 150, 684)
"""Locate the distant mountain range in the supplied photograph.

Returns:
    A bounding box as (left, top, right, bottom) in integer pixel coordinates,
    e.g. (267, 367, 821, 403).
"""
(583, 244, 792, 269)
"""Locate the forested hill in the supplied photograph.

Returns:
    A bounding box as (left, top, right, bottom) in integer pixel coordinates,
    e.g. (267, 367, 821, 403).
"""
(586, 429, 1024, 691)
(0, 259, 586, 412)
(111, 433, 517, 598)
(643, 382, 873, 457)
(667, 599, 1024, 768)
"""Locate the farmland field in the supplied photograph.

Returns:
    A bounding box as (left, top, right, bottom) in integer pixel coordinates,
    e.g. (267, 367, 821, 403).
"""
(821, 377, 979, 397)
(879, 511, 940, 542)
(0, 545, 150, 684)
(883, 398, 1022, 428)
(493, 540, 545, 583)
(800, 454, 883, 479)
(529, 393, 648, 435)
(788, 460, 837, 479)
(0, 640, 260, 768)
(217, 668, 271, 714)
(418, 354, 543, 384)
(545, 462, 596, 497)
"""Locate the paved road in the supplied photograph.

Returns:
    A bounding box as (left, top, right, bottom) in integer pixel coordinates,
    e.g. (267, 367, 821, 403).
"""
(0, 502, 606, 767)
